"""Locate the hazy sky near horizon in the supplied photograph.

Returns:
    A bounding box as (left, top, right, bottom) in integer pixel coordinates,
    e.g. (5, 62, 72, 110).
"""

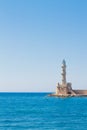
(0, 0, 87, 92)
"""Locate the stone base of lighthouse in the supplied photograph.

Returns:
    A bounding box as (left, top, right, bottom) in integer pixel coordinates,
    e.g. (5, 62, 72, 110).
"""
(49, 83, 87, 97)
(55, 82, 76, 96)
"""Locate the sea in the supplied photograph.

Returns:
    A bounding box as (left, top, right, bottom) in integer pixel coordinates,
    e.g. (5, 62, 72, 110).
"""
(0, 93, 87, 130)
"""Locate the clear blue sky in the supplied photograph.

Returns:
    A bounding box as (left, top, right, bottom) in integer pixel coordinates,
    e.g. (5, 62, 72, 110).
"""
(0, 0, 87, 92)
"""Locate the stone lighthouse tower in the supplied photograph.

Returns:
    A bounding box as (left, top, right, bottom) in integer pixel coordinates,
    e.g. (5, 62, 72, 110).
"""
(61, 60, 66, 85)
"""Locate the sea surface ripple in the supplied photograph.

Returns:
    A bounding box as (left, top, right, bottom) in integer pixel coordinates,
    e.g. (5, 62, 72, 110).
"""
(0, 93, 87, 130)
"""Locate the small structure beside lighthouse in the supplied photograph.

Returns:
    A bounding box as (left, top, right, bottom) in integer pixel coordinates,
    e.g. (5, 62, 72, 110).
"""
(49, 60, 87, 97)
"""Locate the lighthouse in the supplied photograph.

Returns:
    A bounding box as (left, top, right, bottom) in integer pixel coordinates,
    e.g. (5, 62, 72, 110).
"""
(56, 60, 73, 95)
(48, 60, 87, 97)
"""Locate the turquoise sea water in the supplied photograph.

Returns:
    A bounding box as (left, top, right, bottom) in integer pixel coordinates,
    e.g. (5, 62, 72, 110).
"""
(0, 93, 87, 130)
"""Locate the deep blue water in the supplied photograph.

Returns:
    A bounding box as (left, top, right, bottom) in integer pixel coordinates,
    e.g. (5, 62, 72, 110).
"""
(0, 93, 87, 130)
